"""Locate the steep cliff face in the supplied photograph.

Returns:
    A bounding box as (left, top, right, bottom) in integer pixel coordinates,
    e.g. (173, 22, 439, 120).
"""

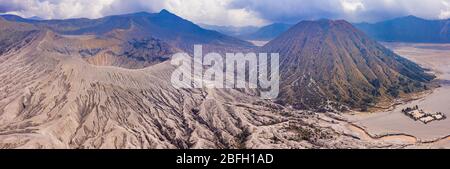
(262, 19, 434, 110)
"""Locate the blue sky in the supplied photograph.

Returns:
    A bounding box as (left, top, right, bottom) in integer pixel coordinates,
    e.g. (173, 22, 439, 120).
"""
(1, 0, 450, 26)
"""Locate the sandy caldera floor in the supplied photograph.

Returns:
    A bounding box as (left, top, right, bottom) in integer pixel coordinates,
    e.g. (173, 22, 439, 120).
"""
(345, 43, 450, 144)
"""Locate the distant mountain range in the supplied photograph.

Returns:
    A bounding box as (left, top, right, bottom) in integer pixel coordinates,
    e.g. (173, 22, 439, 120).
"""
(201, 23, 293, 41)
(192, 15, 450, 43)
(355, 15, 450, 43)
(199, 24, 259, 37)
(27, 16, 45, 20)
(263, 19, 434, 110)
(0, 10, 254, 53)
(240, 23, 293, 41)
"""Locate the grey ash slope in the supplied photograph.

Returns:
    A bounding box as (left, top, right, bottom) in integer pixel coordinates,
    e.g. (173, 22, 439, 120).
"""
(263, 19, 435, 110)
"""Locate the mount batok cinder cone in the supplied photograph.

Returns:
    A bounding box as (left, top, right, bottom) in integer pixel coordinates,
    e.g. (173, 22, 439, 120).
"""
(262, 19, 435, 110)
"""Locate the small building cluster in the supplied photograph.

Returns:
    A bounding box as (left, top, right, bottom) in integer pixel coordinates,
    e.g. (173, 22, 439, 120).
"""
(402, 105, 446, 124)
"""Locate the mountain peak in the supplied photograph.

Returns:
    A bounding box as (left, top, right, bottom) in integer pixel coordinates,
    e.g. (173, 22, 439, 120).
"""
(404, 15, 420, 19)
(297, 19, 350, 26)
(159, 9, 175, 16)
(289, 19, 353, 33)
(394, 15, 425, 22)
(159, 9, 170, 13)
(155, 9, 180, 20)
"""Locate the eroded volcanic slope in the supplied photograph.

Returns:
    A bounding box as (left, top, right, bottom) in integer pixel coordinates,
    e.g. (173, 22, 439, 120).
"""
(0, 13, 437, 149)
(262, 20, 435, 110)
(0, 16, 390, 149)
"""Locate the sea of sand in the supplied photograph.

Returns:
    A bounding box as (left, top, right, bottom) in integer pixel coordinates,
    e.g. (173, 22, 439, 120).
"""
(345, 43, 450, 142)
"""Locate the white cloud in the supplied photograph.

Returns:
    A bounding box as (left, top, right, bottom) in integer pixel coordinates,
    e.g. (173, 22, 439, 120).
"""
(162, 0, 267, 26)
(440, 0, 450, 19)
(341, 0, 365, 13)
(1, 0, 116, 19)
(231, 0, 450, 23)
